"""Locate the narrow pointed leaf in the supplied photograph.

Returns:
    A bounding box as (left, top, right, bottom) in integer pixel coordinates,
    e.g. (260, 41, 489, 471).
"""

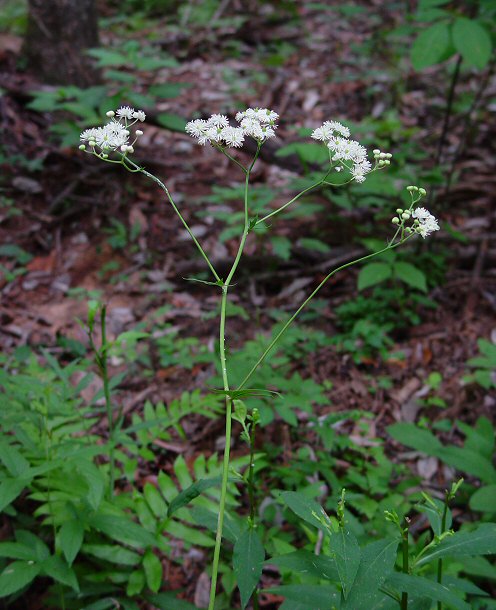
(233, 529, 265, 608)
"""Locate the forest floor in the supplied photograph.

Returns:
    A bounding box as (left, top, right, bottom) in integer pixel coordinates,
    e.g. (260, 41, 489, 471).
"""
(0, 1, 495, 606)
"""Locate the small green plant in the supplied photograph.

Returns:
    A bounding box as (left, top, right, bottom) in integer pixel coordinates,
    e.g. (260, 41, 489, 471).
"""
(465, 338, 496, 390)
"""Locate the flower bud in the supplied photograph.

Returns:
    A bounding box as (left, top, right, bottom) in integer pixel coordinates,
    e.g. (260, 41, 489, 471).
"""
(127, 145, 134, 153)
(89, 140, 96, 147)
(392, 217, 400, 224)
(79, 144, 86, 150)
(373, 149, 380, 155)
(101, 153, 108, 159)
(385, 153, 392, 159)
(384, 159, 391, 165)
(419, 187, 427, 196)
(396, 208, 403, 214)
(405, 227, 412, 233)
(136, 130, 143, 136)
(401, 212, 410, 220)
(379, 152, 387, 159)
(106, 110, 115, 118)
(406, 186, 415, 192)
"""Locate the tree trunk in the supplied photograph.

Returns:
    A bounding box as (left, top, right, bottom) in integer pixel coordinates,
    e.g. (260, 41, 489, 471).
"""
(24, 0, 100, 87)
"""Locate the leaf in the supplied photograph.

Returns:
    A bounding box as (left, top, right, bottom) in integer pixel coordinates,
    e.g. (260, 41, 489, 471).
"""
(88, 514, 157, 549)
(411, 22, 451, 70)
(387, 423, 442, 454)
(190, 506, 241, 544)
(470, 485, 496, 513)
(436, 446, 496, 484)
(0, 542, 34, 561)
(143, 550, 162, 593)
(298, 238, 331, 254)
(0, 478, 27, 512)
(267, 550, 339, 581)
(281, 491, 332, 533)
(357, 262, 392, 291)
(0, 561, 40, 597)
(452, 18, 492, 69)
(271, 235, 292, 261)
(387, 573, 470, 610)
(42, 555, 79, 592)
(416, 524, 496, 566)
(331, 528, 361, 599)
(157, 113, 187, 132)
(59, 519, 84, 565)
(0, 440, 30, 476)
(233, 529, 265, 608)
(148, 592, 199, 609)
(265, 584, 340, 608)
(144, 483, 168, 518)
(167, 477, 221, 517)
(77, 461, 105, 510)
(82, 544, 141, 566)
(393, 262, 427, 292)
(342, 538, 399, 609)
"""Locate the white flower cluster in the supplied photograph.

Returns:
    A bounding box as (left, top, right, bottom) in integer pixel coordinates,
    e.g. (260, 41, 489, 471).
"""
(79, 106, 146, 156)
(311, 120, 391, 184)
(412, 206, 440, 238)
(185, 107, 279, 148)
(391, 187, 439, 239)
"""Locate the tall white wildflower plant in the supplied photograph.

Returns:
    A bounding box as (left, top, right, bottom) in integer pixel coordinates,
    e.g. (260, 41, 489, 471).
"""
(79, 105, 439, 609)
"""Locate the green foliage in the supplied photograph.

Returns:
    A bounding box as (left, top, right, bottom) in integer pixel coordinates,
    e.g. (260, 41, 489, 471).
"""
(465, 338, 496, 389)
(410, 3, 494, 71)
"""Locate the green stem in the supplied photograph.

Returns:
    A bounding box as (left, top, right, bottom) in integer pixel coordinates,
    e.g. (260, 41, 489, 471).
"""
(401, 523, 409, 610)
(208, 146, 261, 610)
(126, 159, 221, 283)
(237, 236, 406, 391)
(248, 424, 257, 523)
(255, 170, 330, 226)
(437, 496, 450, 610)
(100, 306, 115, 498)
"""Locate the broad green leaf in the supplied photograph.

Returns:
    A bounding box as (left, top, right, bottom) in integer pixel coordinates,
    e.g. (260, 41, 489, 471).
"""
(88, 514, 157, 549)
(0, 542, 34, 561)
(148, 592, 199, 609)
(271, 235, 292, 261)
(265, 584, 340, 608)
(0, 478, 27, 512)
(76, 461, 105, 510)
(190, 506, 241, 544)
(437, 446, 496, 484)
(357, 262, 392, 291)
(59, 519, 84, 565)
(15, 531, 49, 562)
(156, 113, 187, 132)
(82, 544, 141, 566)
(42, 555, 79, 592)
(0, 440, 30, 476)
(387, 573, 470, 610)
(126, 569, 145, 596)
(387, 423, 442, 454)
(0, 561, 40, 597)
(281, 491, 332, 533)
(167, 477, 221, 517)
(267, 550, 339, 581)
(470, 485, 496, 513)
(233, 529, 265, 608)
(331, 528, 361, 599)
(411, 22, 451, 70)
(452, 18, 492, 69)
(393, 262, 427, 292)
(298, 238, 331, 253)
(417, 523, 496, 566)
(143, 549, 162, 593)
(144, 483, 168, 518)
(342, 538, 399, 609)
